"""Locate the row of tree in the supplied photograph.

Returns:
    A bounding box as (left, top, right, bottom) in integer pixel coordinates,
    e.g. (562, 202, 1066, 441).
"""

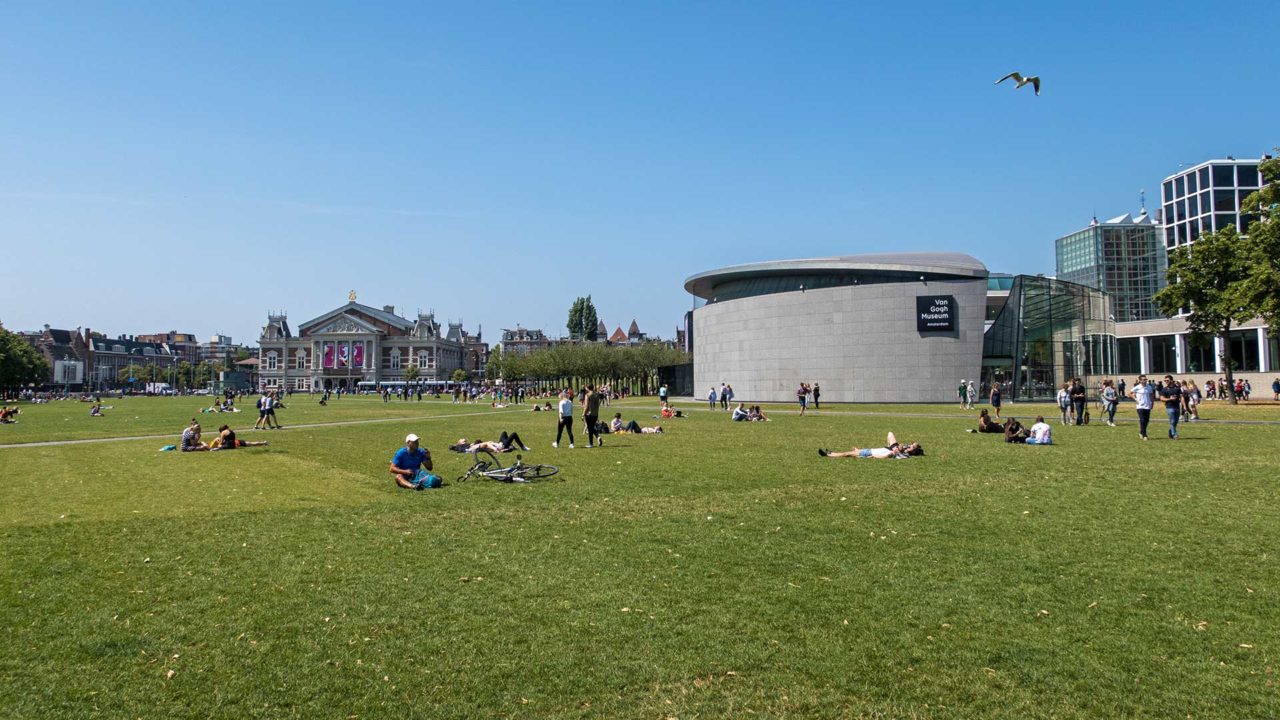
(114, 360, 227, 389)
(0, 328, 51, 393)
(1154, 152, 1280, 404)
(485, 341, 688, 394)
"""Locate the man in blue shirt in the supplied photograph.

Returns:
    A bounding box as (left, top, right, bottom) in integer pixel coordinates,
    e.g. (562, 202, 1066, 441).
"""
(390, 433, 435, 489)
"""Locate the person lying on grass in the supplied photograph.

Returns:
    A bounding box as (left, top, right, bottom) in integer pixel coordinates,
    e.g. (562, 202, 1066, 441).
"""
(180, 419, 210, 452)
(210, 424, 269, 450)
(390, 433, 436, 489)
(818, 432, 923, 459)
(448, 431, 530, 454)
(608, 412, 663, 434)
(1, 406, 20, 423)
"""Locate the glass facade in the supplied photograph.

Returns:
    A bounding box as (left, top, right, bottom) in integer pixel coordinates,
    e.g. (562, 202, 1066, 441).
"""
(1160, 160, 1263, 247)
(1055, 221, 1167, 322)
(982, 275, 1116, 400)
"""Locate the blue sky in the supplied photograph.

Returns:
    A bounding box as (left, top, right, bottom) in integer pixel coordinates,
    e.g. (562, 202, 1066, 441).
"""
(2, 1, 1276, 346)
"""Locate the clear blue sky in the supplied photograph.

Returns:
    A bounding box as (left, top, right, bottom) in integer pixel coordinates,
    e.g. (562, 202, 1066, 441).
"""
(2, 1, 1276, 346)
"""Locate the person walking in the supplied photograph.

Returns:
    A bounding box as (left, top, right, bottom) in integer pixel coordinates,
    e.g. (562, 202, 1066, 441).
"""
(583, 384, 603, 448)
(708, 386, 718, 410)
(965, 381, 976, 411)
(725, 384, 735, 409)
(1131, 374, 1153, 441)
(989, 382, 1002, 420)
(797, 382, 809, 416)
(1101, 379, 1119, 426)
(811, 383, 821, 410)
(719, 383, 729, 411)
(1159, 375, 1182, 440)
(553, 390, 575, 449)
(658, 384, 669, 405)
(958, 379, 967, 409)
(1056, 383, 1070, 425)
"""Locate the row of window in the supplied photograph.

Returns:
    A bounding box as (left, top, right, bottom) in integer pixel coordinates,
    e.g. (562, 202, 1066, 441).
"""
(263, 347, 454, 371)
(1115, 331, 1277, 374)
(1162, 164, 1262, 203)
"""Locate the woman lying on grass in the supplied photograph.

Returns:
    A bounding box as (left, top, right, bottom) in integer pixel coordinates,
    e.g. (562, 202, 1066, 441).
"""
(818, 431, 924, 459)
(210, 424, 269, 450)
(448, 431, 530, 454)
(608, 413, 663, 434)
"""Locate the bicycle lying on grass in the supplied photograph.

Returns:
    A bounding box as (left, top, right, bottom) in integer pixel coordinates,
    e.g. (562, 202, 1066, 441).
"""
(456, 449, 560, 484)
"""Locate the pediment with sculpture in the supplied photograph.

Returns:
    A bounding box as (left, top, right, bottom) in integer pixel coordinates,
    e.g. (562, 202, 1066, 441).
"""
(304, 313, 380, 336)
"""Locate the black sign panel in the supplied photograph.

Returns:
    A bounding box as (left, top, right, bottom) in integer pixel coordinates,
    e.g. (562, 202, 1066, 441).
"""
(917, 295, 956, 332)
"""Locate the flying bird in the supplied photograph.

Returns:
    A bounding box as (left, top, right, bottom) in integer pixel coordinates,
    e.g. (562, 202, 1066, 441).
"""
(995, 72, 1040, 95)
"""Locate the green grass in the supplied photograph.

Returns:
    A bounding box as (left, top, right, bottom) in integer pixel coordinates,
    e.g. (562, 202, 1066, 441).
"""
(2, 396, 1279, 718)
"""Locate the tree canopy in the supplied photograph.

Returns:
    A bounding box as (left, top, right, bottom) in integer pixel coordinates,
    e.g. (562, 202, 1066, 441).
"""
(0, 328, 50, 391)
(1239, 153, 1280, 335)
(567, 296, 599, 341)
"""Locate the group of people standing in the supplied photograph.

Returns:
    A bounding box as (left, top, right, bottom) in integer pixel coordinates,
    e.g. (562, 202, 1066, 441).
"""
(707, 383, 736, 410)
(796, 382, 820, 415)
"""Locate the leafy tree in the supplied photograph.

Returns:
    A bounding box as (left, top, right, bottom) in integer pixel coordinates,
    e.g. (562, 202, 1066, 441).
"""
(0, 328, 50, 391)
(567, 296, 600, 341)
(403, 364, 420, 383)
(451, 368, 469, 383)
(1239, 153, 1280, 337)
(1153, 225, 1252, 403)
(484, 346, 503, 381)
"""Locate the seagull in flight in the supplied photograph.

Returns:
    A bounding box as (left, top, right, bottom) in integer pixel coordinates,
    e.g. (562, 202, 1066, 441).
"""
(995, 72, 1040, 95)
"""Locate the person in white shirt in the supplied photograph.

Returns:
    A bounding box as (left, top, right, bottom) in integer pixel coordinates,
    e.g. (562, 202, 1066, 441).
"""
(1026, 416, 1052, 445)
(1130, 374, 1154, 441)
(553, 391, 575, 448)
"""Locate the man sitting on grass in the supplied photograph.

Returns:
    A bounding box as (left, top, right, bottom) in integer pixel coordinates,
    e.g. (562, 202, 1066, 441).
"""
(1026, 416, 1053, 445)
(818, 431, 923, 459)
(390, 433, 437, 490)
(210, 424, 269, 450)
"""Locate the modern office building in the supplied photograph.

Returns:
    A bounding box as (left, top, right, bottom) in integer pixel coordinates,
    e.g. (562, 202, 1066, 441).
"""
(1115, 156, 1276, 376)
(684, 252, 989, 403)
(257, 294, 468, 392)
(1055, 211, 1167, 322)
(1160, 157, 1265, 248)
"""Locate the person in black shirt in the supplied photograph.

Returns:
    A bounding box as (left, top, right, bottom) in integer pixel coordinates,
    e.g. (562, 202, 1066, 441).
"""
(1069, 378, 1088, 426)
(1159, 375, 1182, 440)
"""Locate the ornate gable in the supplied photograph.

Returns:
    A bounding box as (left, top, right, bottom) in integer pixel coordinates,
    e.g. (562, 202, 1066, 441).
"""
(308, 313, 380, 335)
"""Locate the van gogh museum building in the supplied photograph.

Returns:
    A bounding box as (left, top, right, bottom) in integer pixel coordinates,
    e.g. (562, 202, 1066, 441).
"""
(684, 252, 1114, 403)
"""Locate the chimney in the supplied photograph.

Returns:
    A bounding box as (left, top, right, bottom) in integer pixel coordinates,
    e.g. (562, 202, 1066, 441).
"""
(383, 305, 395, 314)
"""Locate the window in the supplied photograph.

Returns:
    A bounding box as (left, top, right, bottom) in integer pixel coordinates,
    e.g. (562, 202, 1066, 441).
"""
(1175, 176, 1185, 197)
(1214, 214, 1236, 232)
(1185, 337, 1215, 373)
(293, 349, 308, 370)
(1238, 164, 1259, 187)
(1227, 330, 1260, 372)
(1187, 193, 1199, 217)
(295, 378, 308, 390)
(266, 352, 278, 370)
(1186, 172, 1197, 194)
(1148, 336, 1177, 374)
(1198, 166, 1210, 189)
(390, 350, 401, 370)
(1212, 164, 1234, 187)
(1162, 182, 1173, 203)
(1214, 189, 1236, 212)
(1117, 338, 1142, 374)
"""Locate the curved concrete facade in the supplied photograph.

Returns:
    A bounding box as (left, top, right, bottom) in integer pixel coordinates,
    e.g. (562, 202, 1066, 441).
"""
(687, 253, 988, 403)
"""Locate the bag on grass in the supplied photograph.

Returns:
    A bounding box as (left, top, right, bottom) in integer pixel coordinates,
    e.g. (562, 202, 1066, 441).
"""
(414, 470, 442, 489)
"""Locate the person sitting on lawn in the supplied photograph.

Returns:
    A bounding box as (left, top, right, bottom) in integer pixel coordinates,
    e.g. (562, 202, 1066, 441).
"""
(89, 403, 105, 417)
(1, 406, 20, 423)
(1026, 416, 1053, 445)
(731, 403, 750, 421)
(818, 431, 923, 459)
(969, 408, 1003, 433)
(608, 412, 661, 434)
(180, 419, 210, 452)
(748, 405, 770, 421)
(210, 424, 269, 450)
(390, 433, 435, 489)
(1003, 417, 1029, 444)
(448, 430, 530, 454)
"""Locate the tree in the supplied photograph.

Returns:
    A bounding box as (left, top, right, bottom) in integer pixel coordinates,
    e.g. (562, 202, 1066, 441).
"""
(567, 296, 600, 341)
(1239, 153, 1280, 337)
(0, 328, 50, 392)
(403, 364, 420, 383)
(451, 368, 468, 383)
(1153, 225, 1252, 403)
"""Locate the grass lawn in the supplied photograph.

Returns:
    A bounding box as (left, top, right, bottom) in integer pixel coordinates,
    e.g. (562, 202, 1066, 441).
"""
(1, 395, 1278, 718)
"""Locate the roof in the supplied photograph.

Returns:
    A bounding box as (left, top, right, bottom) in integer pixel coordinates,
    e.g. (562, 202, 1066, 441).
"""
(628, 320, 641, 335)
(608, 327, 629, 344)
(684, 252, 988, 300)
(1102, 211, 1159, 226)
(297, 302, 414, 333)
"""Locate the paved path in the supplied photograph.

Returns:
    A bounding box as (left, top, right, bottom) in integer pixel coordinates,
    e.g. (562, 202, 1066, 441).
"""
(0, 408, 525, 450)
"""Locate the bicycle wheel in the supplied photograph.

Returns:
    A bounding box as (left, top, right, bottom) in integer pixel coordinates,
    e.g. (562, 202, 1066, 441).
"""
(458, 448, 500, 482)
(511, 464, 559, 482)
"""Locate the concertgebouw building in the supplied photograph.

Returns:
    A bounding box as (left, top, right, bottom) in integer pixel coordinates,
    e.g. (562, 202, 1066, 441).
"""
(684, 252, 1116, 403)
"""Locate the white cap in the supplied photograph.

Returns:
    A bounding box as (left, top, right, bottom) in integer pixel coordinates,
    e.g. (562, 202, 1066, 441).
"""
(405, 433, 419, 443)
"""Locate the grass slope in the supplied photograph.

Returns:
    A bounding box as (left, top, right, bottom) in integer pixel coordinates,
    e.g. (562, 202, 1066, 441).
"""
(1, 397, 1278, 718)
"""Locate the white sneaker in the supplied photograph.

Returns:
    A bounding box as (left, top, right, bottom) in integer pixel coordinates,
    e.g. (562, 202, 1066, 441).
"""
(552, 442, 558, 448)
(569, 443, 575, 449)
